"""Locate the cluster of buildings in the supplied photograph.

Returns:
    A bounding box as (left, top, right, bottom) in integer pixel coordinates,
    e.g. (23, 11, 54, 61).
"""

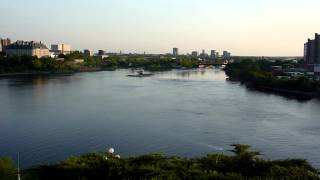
(83, 49, 109, 59)
(0, 37, 112, 62)
(0, 38, 73, 58)
(1, 37, 234, 64)
(269, 33, 320, 81)
(173, 48, 231, 62)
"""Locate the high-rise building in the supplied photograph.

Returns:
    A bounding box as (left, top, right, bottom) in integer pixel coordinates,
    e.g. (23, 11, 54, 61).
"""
(222, 51, 231, 60)
(1, 38, 11, 53)
(173, 48, 179, 56)
(202, 49, 205, 55)
(200, 49, 209, 60)
(216, 52, 219, 58)
(6, 41, 49, 58)
(51, 43, 72, 55)
(304, 33, 320, 65)
(210, 50, 216, 63)
(191, 51, 198, 58)
(210, 50, 216, 59)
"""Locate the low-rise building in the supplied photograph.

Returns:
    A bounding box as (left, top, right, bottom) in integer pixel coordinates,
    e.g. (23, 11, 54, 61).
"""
(6, 41, 49, 58)
(98, 50, 106, 55)
(84, 49, 93, 57)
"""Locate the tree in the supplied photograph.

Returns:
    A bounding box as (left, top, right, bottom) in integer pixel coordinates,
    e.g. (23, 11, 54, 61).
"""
(0, 158, 16, 180)
(33, 59, 42, 70)
(180, 56, 197, 68)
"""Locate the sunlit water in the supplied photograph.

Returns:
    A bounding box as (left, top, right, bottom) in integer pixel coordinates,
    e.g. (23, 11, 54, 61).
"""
(1, 68, 320, 168)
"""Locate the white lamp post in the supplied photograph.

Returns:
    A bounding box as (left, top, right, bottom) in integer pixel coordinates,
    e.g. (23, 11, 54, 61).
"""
(108, 148, 115, 154)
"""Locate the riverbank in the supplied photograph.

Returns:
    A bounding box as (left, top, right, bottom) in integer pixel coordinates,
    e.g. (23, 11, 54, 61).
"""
(227, 78, 319, 100)
(0, 67, 118, 78)
(225, 60, 320, 99)
(0, 53, 198, 77)
(1, 69, 320, 176)
(1, 144, 318, 180)
(0, 66, 194, 78)
(247, 84, 319, 99)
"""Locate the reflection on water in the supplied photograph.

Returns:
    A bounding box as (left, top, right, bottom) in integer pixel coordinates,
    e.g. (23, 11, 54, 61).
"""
(32, 75, 49, 86)
(0, 69, 320, 168)
(157, 67, 227, 81)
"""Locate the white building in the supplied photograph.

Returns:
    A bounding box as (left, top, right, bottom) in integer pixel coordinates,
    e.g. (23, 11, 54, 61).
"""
(51, 43, 72, 56)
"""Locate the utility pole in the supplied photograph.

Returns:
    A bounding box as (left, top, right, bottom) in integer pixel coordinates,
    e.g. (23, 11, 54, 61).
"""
(17, 153, 21, 180)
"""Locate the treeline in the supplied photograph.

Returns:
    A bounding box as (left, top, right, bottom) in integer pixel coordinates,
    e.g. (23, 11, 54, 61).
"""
(0, 52, 199, 74)
(224, 59, 320, 97)
(0, 52, 108, 74)
(0, 144, 318, 180)
(105, 55, 198, 70)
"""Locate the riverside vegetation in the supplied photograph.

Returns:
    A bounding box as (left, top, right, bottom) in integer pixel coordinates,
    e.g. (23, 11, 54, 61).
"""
(0, 144, 319, 180)
(0, 52, 198, 75)
(224, 59, 320, 99)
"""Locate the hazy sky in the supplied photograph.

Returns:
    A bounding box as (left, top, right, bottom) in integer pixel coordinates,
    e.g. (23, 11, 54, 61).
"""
(0, 0, 319, 56)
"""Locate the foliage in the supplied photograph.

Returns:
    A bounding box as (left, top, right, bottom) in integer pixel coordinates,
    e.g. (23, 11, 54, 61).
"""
(0, 53, 203, 74)
(224, 59, 320, 94)
(179, 56, 198, 68)
(64, 51, 85, 60)
(0, 158, 16, 180)
(104, 55, 178, 71)
(21, 144, 319, 180)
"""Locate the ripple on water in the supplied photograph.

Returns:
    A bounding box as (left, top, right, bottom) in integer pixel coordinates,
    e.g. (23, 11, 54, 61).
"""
(0, 69, 320, 168)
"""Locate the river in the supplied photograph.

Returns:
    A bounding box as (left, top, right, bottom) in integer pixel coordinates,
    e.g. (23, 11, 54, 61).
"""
(0, 68, 320, 168)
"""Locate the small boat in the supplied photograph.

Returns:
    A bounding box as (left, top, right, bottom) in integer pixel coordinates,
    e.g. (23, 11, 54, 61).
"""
(128, 71, 154, 77)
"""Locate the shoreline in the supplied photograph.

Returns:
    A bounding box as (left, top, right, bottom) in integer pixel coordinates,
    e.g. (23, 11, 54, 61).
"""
(2, 68, 318, 100)
(13, 145, 319, 179)
(0, 71, 75, 77)
(0, 66, 195, 78)
(0, 67, 114, 78)
(227, 78, 319, 100)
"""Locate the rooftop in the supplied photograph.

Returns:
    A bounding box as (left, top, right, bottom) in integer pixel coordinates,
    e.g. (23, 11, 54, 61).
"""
(6, 41, 48, 50)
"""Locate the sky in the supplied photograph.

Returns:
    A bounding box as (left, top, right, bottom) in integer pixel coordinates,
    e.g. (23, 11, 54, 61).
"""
(0, 0, 319, 56)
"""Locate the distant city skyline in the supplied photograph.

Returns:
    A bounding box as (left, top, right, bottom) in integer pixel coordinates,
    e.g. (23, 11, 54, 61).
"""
(1, 0, 320, 56)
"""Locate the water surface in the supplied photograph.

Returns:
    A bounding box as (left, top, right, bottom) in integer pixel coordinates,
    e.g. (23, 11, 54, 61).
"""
(0, 68, 320, 168)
